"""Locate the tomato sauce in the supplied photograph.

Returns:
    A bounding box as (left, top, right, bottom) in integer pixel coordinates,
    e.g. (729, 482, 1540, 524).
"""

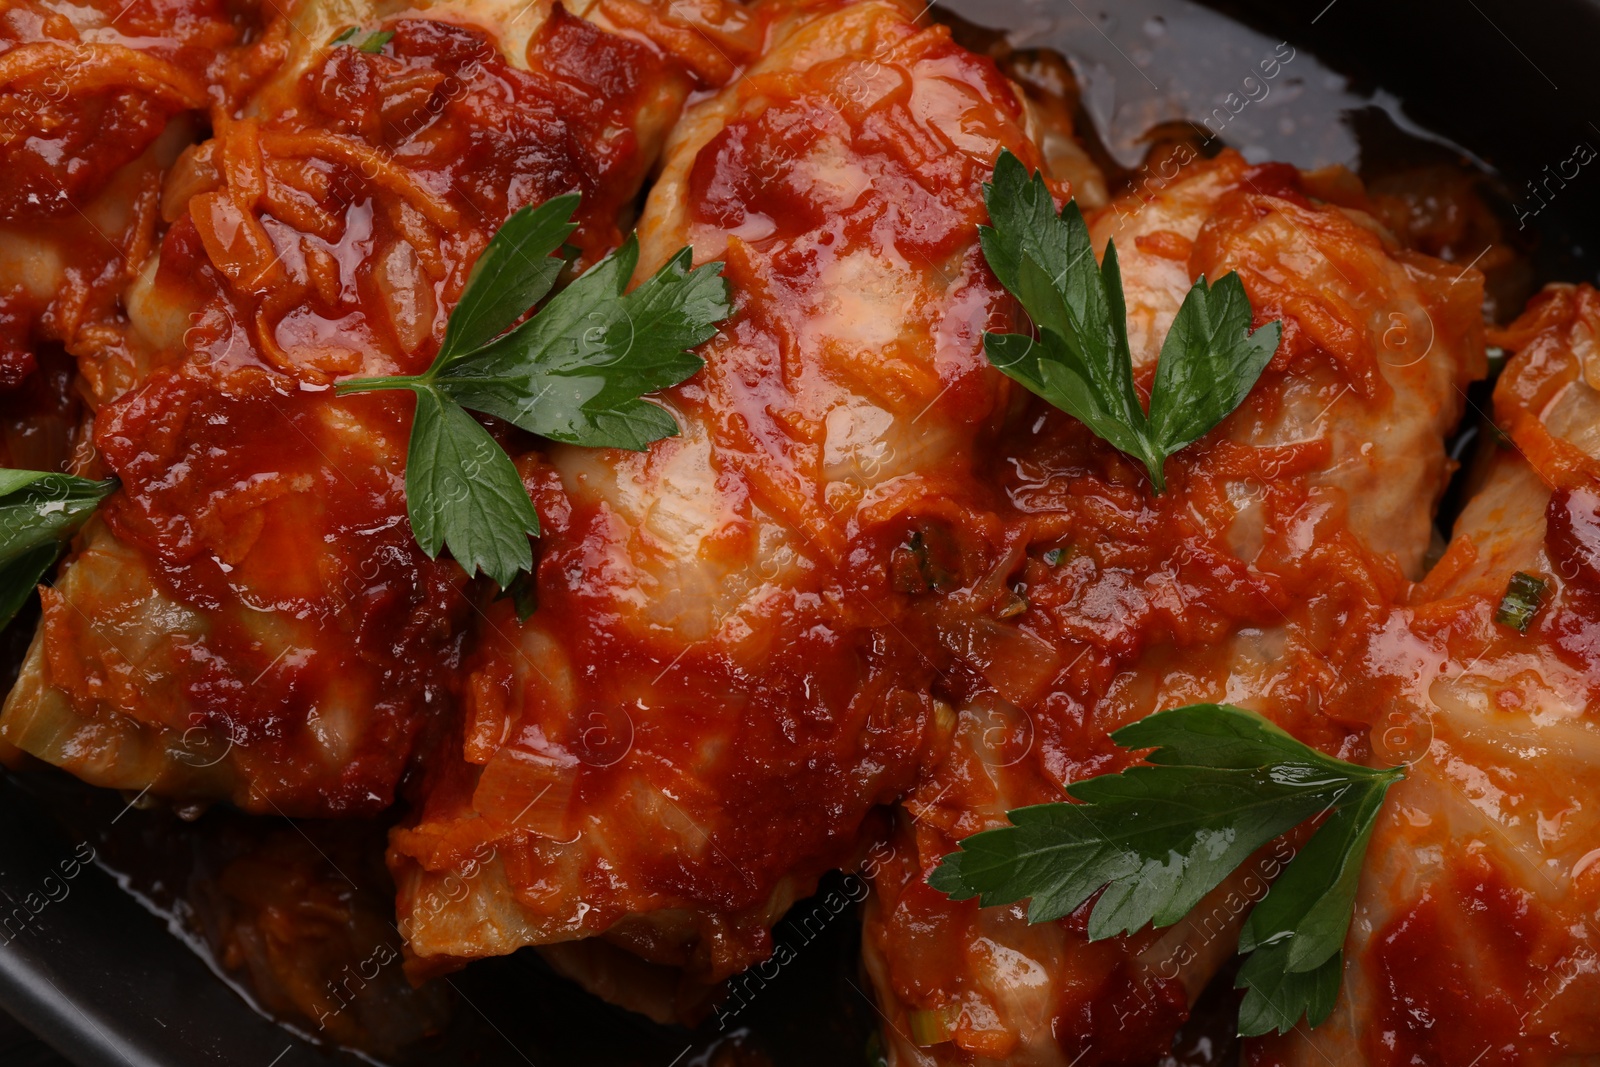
(1237, 285, 1600, 1067)
(0, 0, 237, 405)
(862, 144, 1485, 1064)
(153, 11, 688, 387)
(0, 342, 78, 466)
(1365, 858, 1541, 1067)
(10, 3, 725, 815)
(389, 0, 1049, 984)
(0, 0, 234, 216)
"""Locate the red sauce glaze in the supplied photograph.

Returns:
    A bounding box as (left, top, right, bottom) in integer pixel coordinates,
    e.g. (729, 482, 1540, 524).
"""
(1546, 486, 1600, 592)
(0, 0, 232, 396)
(863, 150, 1485, 1065)
(1238, 283, 1600, 1067)
(14, 4, 715, 815)
(863, 393, 1393, 1064)
(1192, 189, 1395, 399)
(155, 11, 689, 386)
(688, 32, 1024, 269)
(390, 0, 1045, 983)
(1365, 856, 1541, 1067)
(0, 344, 81, 468)
(867, 833, 1191, 1063)
(1543, 486, 1600, 677)
(0, 0, 235, 215)
(96, 368, 465, 747)
(1059, 959, 1192, 1066)
(499, 473, 938, 879)
(0, 291, 41, 389)
(1234, 161, 1313, 208)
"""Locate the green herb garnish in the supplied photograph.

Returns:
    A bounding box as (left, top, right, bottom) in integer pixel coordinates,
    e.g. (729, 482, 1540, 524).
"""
(0, 470, 116, 626)
(356, 29, 394, 53)
(338, 194, 730, 587)
(497, 571, 538, 622)
(929, 703, 1403, 1036)
(330, 26, 393, 51)
(1495, 570, 1548, 633)
(890, 529, 957, 594)
(979, 151, 1281, 493)
(907, 1008, 952, 1047)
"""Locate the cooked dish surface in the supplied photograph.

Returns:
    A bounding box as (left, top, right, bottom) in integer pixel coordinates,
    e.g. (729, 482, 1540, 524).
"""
(0, 0, 1594, 1064)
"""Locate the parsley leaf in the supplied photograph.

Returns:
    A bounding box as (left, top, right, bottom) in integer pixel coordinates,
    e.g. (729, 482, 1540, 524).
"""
(980, 150, 1281, 492)
(434, 238, 726, 450)
(337, 196, 730, 586)
(0, 470, 117, 626)
(496, 571, 538, 622)
(1236, 944, 1342, 1037)
(329, 26, 392, 51)
(404, 387, 540, 589)
(356, 29, 393, 52)
(1232, 775, 1390, 1035)
(436, 193, 578, 363)
(1494, 570, 1548, 632)
(928, 703, 1403, 1036)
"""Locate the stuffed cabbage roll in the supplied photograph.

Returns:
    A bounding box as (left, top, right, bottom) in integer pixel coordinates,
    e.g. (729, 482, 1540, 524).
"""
(0, 0, 740, 814)
(1251, 283, 1600, 1067)
(0, 0, 237, 471)
(0, 0, 237, 392)
(388, 0, 1053, 995)
(861, 152, 1487, 1066)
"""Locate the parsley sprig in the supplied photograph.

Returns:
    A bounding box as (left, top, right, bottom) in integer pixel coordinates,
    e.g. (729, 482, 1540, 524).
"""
(0, 470, 116, 627)
(929, 703, 1403, 1036)
(330, 26, 394, 52)
(980, 151, 1281, 492)
(1495, 570, 1548, 632)
(338, 195, 730, 588)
